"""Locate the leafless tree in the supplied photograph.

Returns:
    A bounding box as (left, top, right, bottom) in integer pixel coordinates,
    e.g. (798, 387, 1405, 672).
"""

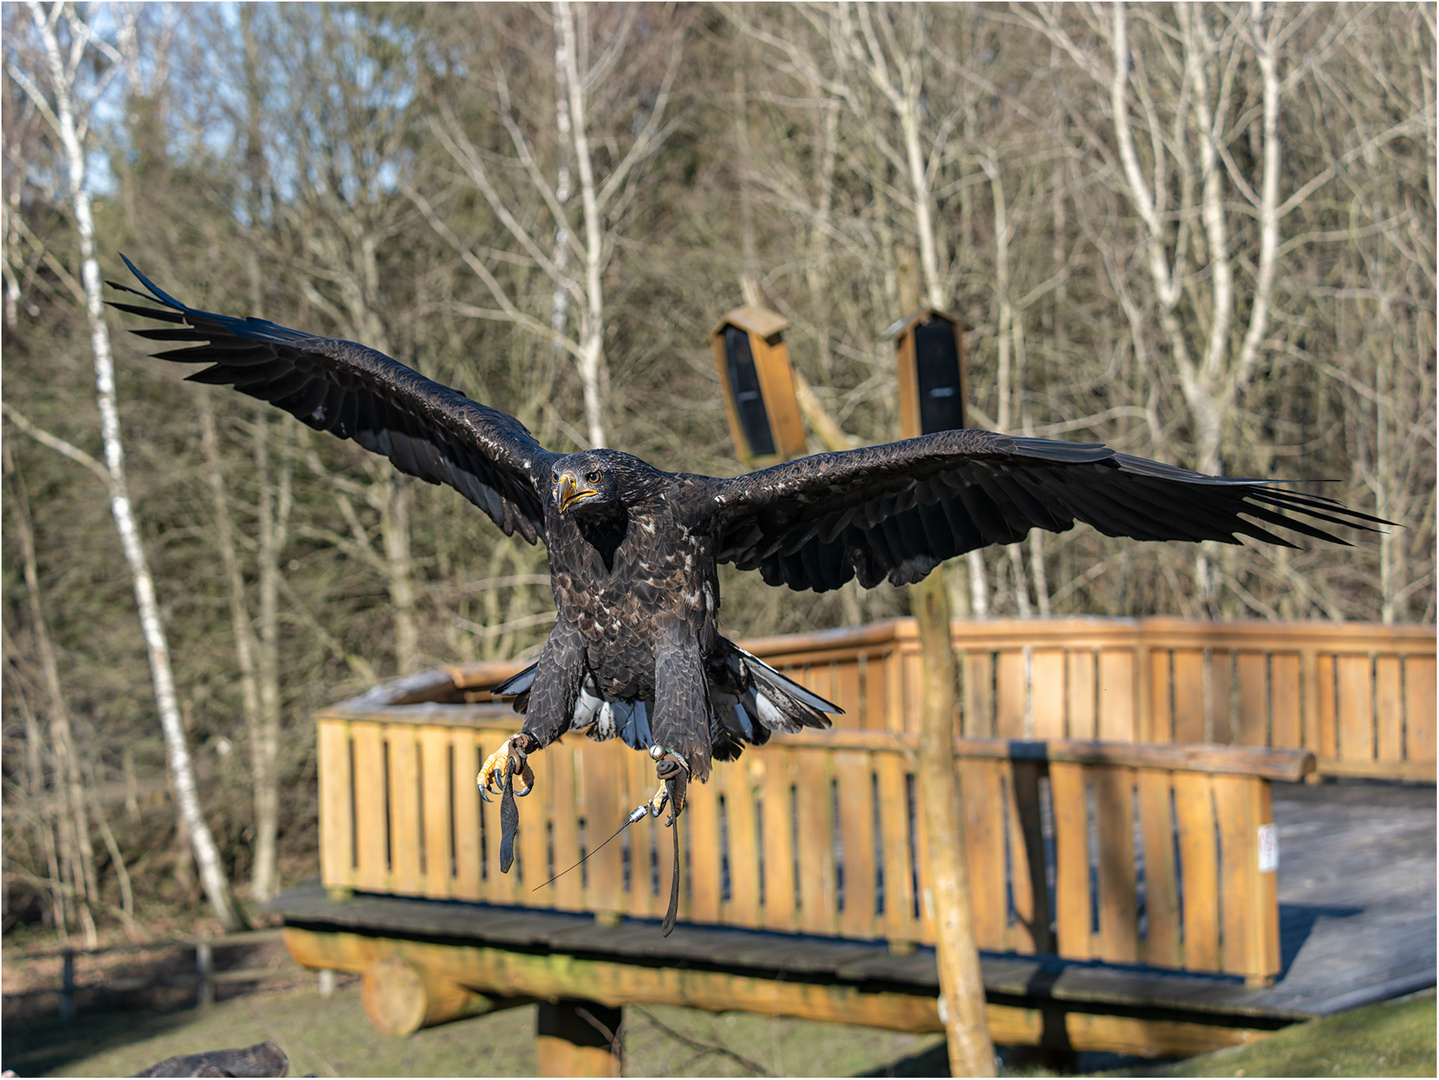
(412, 2, 687, 451)
(7, 0, 245, 931)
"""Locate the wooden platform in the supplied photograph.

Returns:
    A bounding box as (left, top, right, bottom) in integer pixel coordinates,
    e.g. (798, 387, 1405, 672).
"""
(271, 781, 1433, 1056)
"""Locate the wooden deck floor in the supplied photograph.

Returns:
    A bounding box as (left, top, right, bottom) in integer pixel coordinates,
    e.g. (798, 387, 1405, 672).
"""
(272, 781, 1434, 1032)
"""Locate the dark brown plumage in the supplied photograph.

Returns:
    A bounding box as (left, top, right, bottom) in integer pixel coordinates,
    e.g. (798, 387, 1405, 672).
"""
(110, 257, 1386, 926)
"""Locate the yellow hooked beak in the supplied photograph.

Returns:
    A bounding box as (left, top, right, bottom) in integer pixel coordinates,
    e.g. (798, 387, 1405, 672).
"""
(556, 471, 598, 513)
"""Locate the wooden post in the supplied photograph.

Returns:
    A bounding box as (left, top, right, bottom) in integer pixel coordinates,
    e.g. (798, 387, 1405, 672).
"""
(897, 246, 994, 1076)
(60, 947, 75, 1021)
(536, 999, 623, 1077)
(196, 940, 214, 1008)
(912, 572, 996, 1077)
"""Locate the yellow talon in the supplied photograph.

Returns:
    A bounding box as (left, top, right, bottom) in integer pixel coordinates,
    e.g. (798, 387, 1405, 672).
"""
(478, 735, 535, 802)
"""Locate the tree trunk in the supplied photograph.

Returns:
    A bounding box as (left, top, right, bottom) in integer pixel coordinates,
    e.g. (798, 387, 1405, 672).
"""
(26, 0, 246, 932)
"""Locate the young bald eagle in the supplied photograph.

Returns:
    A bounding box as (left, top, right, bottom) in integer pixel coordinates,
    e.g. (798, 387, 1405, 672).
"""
(110, 256, 1385, 933)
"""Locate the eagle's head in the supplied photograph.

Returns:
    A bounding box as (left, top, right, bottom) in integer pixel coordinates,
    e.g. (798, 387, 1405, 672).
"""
(551, 450, 630, 516)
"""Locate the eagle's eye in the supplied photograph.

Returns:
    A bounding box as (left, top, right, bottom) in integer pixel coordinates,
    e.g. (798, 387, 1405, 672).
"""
(587, 470, 599, 483)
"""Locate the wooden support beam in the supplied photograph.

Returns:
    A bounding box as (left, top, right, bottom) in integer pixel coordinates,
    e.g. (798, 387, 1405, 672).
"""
(283, 927, 1276, 1058)
(357, 951, 529, 1036)
(536, 999, 622, 1077)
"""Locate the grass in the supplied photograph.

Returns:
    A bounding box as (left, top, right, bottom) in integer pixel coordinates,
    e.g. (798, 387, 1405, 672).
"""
(1123, 988, 1436, 1079)
(0, 981, 944, 1078)
(2, 983, 1430, 1077)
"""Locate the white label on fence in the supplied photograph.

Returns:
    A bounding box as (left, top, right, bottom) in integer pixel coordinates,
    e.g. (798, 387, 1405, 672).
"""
(1257, 823, 1279, 873)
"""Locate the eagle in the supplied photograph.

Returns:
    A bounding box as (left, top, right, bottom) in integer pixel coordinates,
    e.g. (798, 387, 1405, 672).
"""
(110, 256, 1383, 932)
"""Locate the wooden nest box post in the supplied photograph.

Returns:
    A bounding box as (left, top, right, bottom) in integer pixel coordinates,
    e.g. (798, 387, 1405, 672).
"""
(709, 304, 807, 465)
(884, 307, 972, 438)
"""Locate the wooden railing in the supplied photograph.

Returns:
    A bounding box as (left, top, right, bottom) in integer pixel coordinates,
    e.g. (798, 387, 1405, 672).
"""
(444, 617, 1436, 781)
(317, 689, 1311, 985)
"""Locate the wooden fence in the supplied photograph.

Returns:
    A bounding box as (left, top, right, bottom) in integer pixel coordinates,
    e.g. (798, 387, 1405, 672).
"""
(3, 929, 290, 1020)
(445, 617, 1435, 781)
(317, 697, 1310, 985)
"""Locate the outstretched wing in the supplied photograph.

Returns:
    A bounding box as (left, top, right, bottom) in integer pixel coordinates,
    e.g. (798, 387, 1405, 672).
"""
(695, 429, 1387, 593)
(109, 256, 559, 545)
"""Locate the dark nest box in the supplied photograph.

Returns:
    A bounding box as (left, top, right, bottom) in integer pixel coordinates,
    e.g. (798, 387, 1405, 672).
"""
(709, 304, 807, 464)
(883, 307, 972, 438)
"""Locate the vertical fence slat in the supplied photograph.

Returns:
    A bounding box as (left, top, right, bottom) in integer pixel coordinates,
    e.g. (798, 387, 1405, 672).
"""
(1235, 654, 1268, 747)
(760, 748, 797, 933)
(1315, 654, 1337, 759)
(546, 744, 581, 912)
(418, 727, 453, 899)
(1031, 650, 1067, 739)
(1093, 766, 1139, 964)
(963, 650, 994, 737)
(835, 660, 863, 728)
(795, 750, 837, 935)
(1067, 650, 1097, 739)
(1136, 769, 1181, 969)
(451, 734, 482, 901)
(1173, 772, 1220, 972)
(1272, 654, 1302, 750)
(625, 750, 660, 920)
(875, 752, 915, 946)
(725, 760, 763, 928)
(996, 652, 1027, 738)
(1209, 650, 1232, 745)
(1049, 762, 1093, 959)
(351, 723, 389, 892)
(863, 653, 889, 734)
(1098, 651, 1136, 741)
(835, 750, 876, 939)
(1149, 650, 1173, 742)
(386, 728, 422, 895)
(1336, 655, 1374, 764)
(317, 719, 353, 891)
(901, 650, 923, 734)
(520, 746, 557, 908)
(1405, 657, 1437, 764)
(958, 759, 1007, 950)
(1172, 651, 1205, 744)
(581, 742, 624, 916)
(886, 650, 908, 734)
(685, 771, 722, 926)
(1375, 656, 1403, 764)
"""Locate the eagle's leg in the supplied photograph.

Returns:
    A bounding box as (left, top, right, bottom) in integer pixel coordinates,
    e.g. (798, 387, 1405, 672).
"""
(478, 732, 538, 802)
(642, 745, 689, 816)
(647, 747, 690, 936)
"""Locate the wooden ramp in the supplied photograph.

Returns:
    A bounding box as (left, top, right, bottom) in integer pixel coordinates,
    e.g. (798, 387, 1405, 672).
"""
(272, 781, 1433, 1059)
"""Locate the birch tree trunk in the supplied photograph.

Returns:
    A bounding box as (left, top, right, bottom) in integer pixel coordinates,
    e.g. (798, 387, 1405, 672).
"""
(22, 0, 245, 932)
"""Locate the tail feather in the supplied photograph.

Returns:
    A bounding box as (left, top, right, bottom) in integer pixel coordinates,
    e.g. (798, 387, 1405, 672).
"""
(490, 641, 840, 768)
(710, 641, 840, 738)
